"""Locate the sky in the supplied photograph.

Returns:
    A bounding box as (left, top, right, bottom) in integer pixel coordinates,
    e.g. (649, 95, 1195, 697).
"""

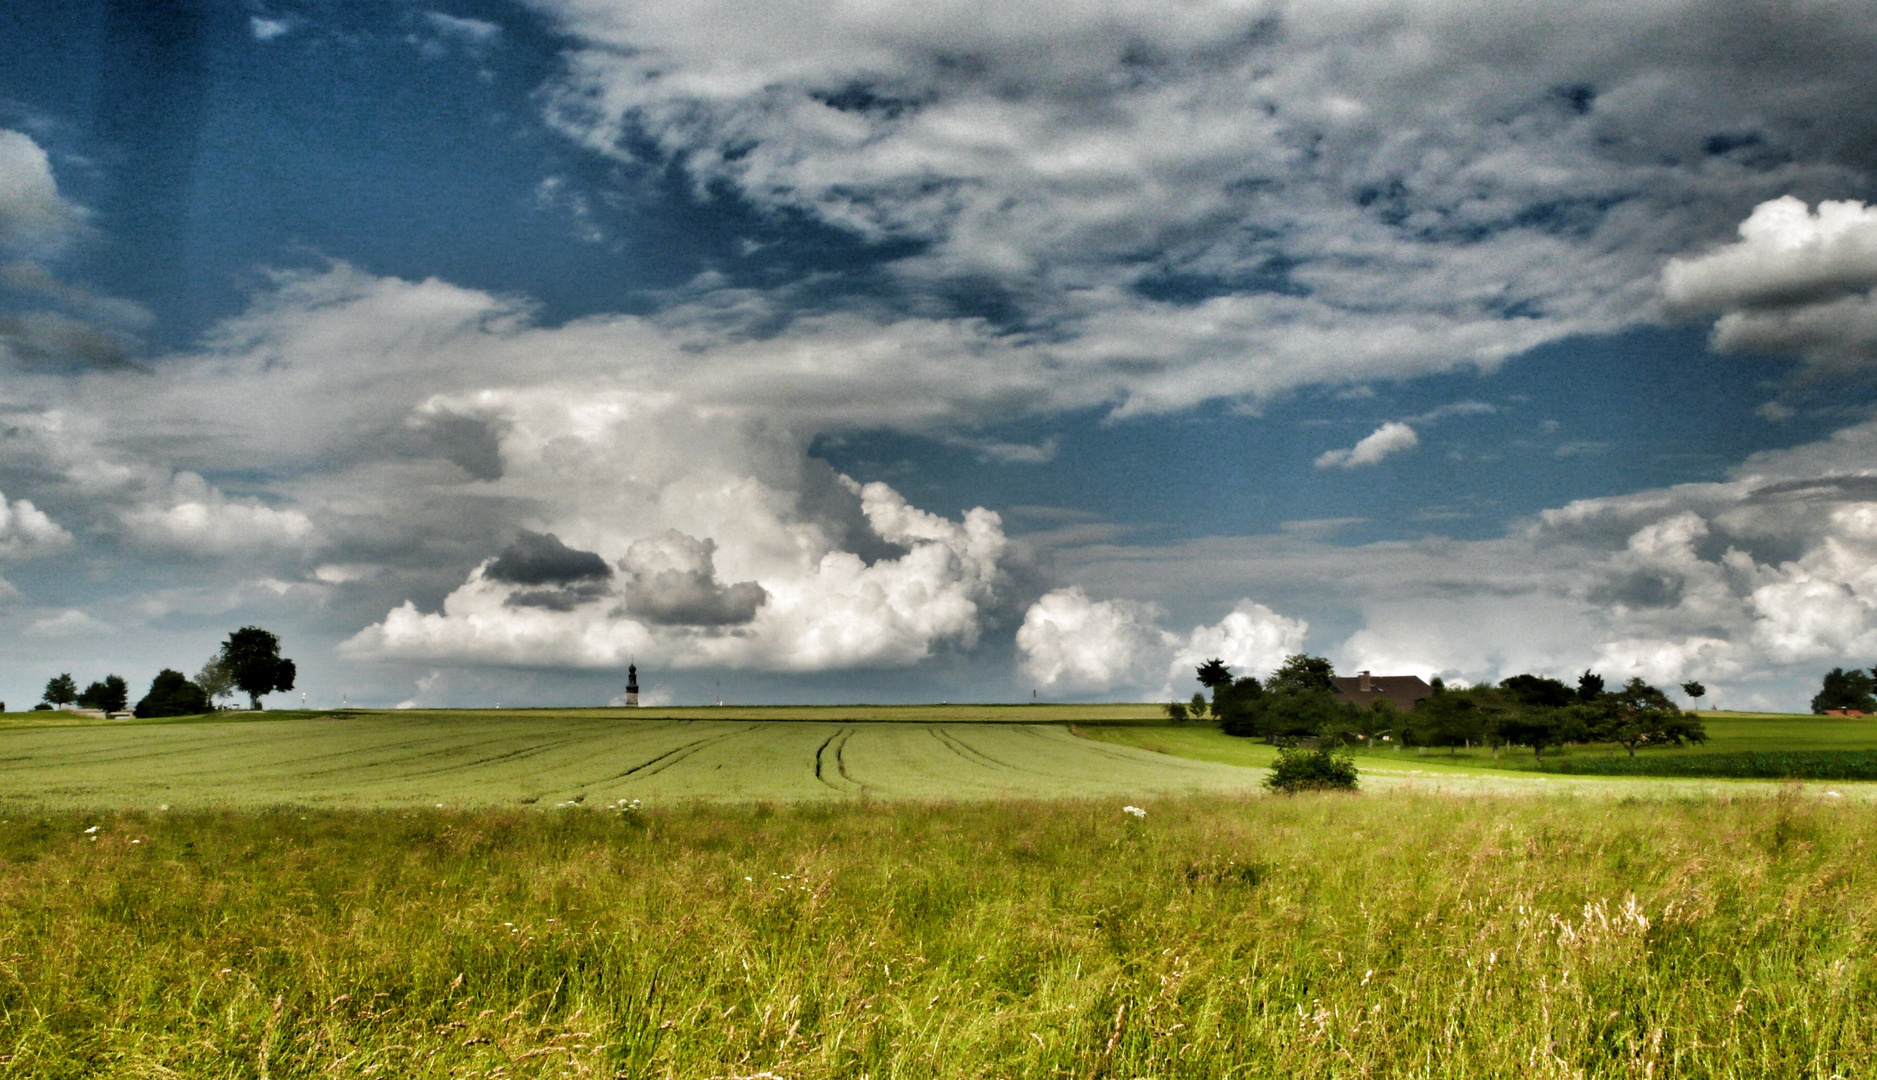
(3, 0, 1877, 711)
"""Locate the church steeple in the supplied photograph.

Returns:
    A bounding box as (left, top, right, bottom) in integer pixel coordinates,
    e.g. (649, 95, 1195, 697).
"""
(625, 662, 639, 707)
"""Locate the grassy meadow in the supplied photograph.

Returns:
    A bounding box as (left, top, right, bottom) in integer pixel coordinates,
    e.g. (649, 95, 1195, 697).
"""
(5, 792, 1876, 1077)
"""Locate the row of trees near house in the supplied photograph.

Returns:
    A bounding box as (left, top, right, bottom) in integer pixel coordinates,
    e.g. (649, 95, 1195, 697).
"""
(1812, 667, 1877, 713)
(32, 627, 296, 719)
(1170, 656, 1707, 762)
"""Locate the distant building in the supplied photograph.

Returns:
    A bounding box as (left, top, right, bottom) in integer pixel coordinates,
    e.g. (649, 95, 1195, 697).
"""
(625, 663, 639, 707)
(1329, 670, 1431, 712)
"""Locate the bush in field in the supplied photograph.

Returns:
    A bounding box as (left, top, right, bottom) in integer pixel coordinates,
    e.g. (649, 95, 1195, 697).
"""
(1264, 742, 1358, 793)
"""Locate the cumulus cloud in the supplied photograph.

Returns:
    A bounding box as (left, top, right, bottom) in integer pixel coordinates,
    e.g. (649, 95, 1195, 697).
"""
(0, 490, 71, 560)
(343, 478, 1008, 672)
(1018, 588, 1307, 696)
(1017, 587, 1172, 693)
(1315, 421, 1419, 469)
(1664, 197, 1877, 372)
(119, 472, 317, 556)
(1167, 600, 1309, 689)
(620, 530, 768, 626)
(0, 131, 80, 252)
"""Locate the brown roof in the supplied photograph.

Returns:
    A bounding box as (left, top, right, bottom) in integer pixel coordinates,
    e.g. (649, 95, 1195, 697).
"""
(1329, 672, 1432, 712)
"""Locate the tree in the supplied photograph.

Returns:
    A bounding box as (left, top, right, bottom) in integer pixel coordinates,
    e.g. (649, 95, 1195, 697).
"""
(1163, 700, 1189, 722)
(1596, 677, 1708, 756)
(1412, 687, 1490, 755)
(1681, 680, 1707, 708)
(1213, 676, 1266, 737)
(196, 656, 237, 708)
(135, 670, 212, 719)
(1811, 668, 1877, 714)
(219, 626, 297, 710)
(1500, 673, 1574, 710)
(1577, 669, 1605, 701)
(1195, 659, 1232, 691)
(76, 675, 129, 713)
(1493, 673, 1582, 763)
(1187, 692, 1209, 720)
(1266, 654, 1336, 694)
(41, 673, 76, 708)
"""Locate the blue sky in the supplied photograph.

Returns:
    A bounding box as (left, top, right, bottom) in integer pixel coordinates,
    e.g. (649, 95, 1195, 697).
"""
(3, 0, 1877, 710)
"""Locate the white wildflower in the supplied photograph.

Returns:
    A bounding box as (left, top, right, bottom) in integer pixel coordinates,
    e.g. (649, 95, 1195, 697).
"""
(1122, 806, 1147, 818)
(83, 825, 100, 834)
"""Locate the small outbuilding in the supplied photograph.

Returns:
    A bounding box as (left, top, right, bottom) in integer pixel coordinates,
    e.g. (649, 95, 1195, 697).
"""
(1329, 670, 1431, 712)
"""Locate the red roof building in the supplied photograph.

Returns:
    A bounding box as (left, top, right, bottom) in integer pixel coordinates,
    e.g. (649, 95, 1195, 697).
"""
(1329, 670, 1432, 712)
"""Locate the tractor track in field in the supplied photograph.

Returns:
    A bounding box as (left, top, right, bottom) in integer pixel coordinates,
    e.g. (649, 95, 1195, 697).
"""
(930, 725, 1063, 777)
(834, 728, 865, 790)
(598, 724, 761, 785)
(815, 727, 867, 794)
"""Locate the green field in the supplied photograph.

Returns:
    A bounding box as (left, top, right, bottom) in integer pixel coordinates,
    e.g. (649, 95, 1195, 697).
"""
(4, 793, 1874, 1077)
(6, 706, 1877, 809)
(0, 708, 1250, 809)
(1085, 711, 1877, 782)
(3, 707, 1876, 1075)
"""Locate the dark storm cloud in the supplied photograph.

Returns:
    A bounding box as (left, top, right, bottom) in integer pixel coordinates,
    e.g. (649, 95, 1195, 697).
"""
(485, 530, 612, 586)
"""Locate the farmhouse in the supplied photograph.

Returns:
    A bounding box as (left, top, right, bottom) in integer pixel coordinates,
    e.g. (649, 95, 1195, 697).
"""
(1329, 670, 1431, 712)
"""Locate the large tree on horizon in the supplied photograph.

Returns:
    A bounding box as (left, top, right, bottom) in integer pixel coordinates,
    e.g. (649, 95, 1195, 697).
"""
(219, 627, 297, 711)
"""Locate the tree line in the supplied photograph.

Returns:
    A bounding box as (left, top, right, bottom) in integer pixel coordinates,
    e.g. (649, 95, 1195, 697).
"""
(1167, 655, 1707, 762)
(23, 627, 296, 719)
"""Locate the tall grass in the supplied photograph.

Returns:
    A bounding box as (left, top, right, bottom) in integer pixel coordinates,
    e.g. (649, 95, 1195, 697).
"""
(1, 791, 1873, 1077)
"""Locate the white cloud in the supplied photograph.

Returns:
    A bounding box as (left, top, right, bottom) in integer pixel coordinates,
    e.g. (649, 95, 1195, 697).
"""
(1315, 421, 1419, 469)
(1664, 197, 1877, 313)
(1664, 197, 1877, 373)
(1167, 600, 1308, 689)
(344, 477, 1010, 672)
(119, 472, 317, 556)
(27, 609, 111, 638)
(0, 130, 80, 253)
(1016, 587, 1172, 694)
(1018, 588, 1307, 696)
(424, 12, 501, 44)
(0, 490, 71, 559)
(250, 17, 291, 41)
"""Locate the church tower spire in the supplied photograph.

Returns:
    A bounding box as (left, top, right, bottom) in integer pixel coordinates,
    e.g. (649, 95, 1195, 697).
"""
(625, 662, 639, 707)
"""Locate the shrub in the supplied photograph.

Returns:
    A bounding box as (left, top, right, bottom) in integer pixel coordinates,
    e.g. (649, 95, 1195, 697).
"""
(1264, 743, 1359, 793)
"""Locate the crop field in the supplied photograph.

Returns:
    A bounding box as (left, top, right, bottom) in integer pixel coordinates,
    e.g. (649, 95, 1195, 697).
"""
(0, 708, 1252, 810)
